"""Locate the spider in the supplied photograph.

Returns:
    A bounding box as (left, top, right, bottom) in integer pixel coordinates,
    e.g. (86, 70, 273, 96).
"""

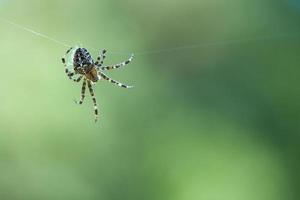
(62, 47, 133, 122)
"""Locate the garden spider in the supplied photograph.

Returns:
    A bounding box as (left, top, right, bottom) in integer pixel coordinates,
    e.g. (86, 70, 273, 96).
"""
(62, 47, 133, 122)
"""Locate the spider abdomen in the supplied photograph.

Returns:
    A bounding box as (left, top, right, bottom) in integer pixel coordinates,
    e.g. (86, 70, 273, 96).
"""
(73, 48, 94, 70)
(73, 48, 99, 82)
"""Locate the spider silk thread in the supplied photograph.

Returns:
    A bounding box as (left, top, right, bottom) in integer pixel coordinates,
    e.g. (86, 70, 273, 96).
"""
(1, 16, 300, 56)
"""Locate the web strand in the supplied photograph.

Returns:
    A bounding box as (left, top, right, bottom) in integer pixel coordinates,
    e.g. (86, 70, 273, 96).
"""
(0, 17, 71, 48)
(132, 33, 300, 56)
(1, 16, 299, 57)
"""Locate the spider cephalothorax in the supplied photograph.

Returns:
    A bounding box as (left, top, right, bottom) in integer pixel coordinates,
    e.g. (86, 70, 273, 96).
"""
(62, 47, 133, 122)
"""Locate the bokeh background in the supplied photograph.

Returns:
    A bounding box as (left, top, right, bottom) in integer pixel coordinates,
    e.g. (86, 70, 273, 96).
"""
(0, 0, 300, 199)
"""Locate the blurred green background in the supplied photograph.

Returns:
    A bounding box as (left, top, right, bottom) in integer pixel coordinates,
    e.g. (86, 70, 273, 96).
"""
(0, 0, 300, 199)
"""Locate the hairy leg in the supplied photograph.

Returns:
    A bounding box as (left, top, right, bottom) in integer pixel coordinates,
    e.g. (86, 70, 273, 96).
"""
(87, 80, 99, 122)
(99, 72, 133, 89)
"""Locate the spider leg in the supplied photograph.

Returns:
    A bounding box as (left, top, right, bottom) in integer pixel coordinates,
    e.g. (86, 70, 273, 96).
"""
(62, 47, 83, 82)
(62, 47, 74, 78)
(87, 80, 99, 122)
(100, 54, 134, 71)
(94, 49, 107, 67)
(72, 75, 83, 82)
(99, 72, 133, 89)
(75, 78, 87, 104)
(64, 72, 83, 82)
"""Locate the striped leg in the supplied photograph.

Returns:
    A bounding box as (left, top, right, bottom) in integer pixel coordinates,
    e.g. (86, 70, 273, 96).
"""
(87, 80, 99, 122)
(75, 78, 87, 104)
(62, 47, 78, 81)
(95, 49, 107, 67)
(63, 72, 82, 82)
(100, 54, 134, 71)
(99, 72, 133, 89)
(62, 47, 73, 76)
(73, 75, 83, 82)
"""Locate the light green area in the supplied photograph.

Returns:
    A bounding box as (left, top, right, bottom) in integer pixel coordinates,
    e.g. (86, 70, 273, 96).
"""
(0, 0, 299, 199)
